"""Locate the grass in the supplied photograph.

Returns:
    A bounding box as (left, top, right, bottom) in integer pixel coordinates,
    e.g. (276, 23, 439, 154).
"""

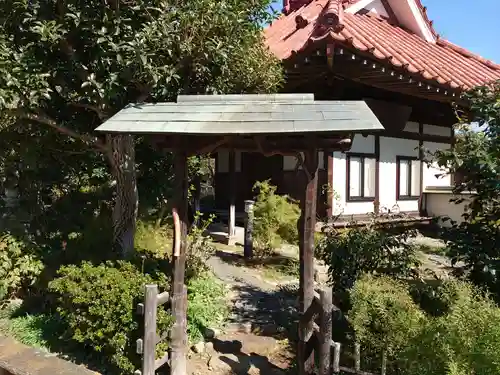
(414, 243, 449, 256)
(0, 302, 63, 352)
(260, 257, 300, 281)
(187, 272, 230, 343)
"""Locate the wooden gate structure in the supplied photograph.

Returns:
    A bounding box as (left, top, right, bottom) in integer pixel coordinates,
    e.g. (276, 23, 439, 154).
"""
(95, 93, 384, 375)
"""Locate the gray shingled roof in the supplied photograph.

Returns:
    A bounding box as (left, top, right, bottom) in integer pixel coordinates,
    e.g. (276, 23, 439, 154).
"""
(94, 94, 384, 135)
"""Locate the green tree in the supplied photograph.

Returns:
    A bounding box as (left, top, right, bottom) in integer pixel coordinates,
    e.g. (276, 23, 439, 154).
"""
(432, 81, 500, 296)
(0, 0, 283, 256)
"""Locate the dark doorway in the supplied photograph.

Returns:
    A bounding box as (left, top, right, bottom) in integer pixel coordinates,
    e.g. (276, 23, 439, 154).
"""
(241, 153, 283, 201)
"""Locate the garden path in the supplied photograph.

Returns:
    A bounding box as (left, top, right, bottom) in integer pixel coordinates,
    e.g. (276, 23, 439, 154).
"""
(187, 244, 310, 375)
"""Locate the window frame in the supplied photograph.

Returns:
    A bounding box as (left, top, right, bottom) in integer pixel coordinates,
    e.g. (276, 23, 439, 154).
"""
(396, 155, 421, 200)
(346, 152, 377, 202)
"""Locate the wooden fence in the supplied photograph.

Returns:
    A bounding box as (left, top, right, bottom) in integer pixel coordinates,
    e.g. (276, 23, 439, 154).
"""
(134, 284, 188, 375)
(300, 287, 387, 375)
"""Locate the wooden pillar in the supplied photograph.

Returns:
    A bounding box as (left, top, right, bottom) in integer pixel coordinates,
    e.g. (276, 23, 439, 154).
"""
(170, 151, 189, 375)
(298, 149, 319, 375)
(227, 149, 236, 245)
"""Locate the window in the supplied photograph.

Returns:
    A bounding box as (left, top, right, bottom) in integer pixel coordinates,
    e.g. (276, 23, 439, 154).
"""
(347, 154, 376, 201)
(397, 156, 421, 200)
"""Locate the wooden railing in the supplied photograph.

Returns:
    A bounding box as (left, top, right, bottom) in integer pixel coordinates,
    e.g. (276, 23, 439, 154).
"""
(300, 287, 387, 375)
(135, 284, 188, 375)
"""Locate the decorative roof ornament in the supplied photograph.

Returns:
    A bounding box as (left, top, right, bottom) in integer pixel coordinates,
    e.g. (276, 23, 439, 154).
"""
(311, 0, 346, 40)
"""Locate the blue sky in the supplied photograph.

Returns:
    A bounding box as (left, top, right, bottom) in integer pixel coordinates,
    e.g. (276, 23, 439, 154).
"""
(269, 0, 500, 63)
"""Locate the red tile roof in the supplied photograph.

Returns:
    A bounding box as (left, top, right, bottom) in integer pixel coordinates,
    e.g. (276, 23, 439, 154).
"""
(265, 0, 500, 90)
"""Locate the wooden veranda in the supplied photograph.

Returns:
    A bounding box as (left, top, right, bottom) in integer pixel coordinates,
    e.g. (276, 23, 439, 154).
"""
(95, 93, 384, 375)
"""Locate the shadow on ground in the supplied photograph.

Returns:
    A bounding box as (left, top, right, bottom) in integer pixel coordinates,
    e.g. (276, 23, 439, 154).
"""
(228, 283, 299, 339)
(212, 338, 288, 375)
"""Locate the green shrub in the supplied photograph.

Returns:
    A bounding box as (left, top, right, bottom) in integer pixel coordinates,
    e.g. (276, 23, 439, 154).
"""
(185, 213, 216, 279)
(135, 220, 172, 258)
(253, 180, 300, 256)
(316, 216, 420, 305)
(409, 280, 463, 317)
(135, 215, 215, 279)
(349, 275, 426, 358)
(350, 276, 500, 375)
(0, 233, 44, 301)
(400, 281, 500, 375)
(49, 261, 172, 374)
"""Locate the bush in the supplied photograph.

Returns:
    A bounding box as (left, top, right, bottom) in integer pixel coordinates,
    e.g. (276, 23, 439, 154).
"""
(253, 180, 300, 256)
(135, 215, 215, 279)
(316, 215, 420, 306)
(49, 261, 172, 374)
(350, 276, 500, 375)
(0, 233, 44, 301)
(349, 275, 426, 358)
(185, 213, 216, 279)
(135, 220, 172, 258)
(400, 281, 500, 375)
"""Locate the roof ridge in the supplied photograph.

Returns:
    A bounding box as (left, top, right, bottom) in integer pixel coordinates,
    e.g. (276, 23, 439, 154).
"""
(359, 10, 500, 72)
(436, 39, 500, 71)
(414, 0, 439, 39)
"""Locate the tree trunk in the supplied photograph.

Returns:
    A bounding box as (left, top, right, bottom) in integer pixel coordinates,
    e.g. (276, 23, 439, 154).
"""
(108, 134, 138, 258)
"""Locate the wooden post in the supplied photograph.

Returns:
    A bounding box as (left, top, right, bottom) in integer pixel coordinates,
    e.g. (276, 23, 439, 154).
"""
(381, 351, 387, 375)
(193, 175, 201, 227)
(318, 287, 333, 375)
(227, 149, 236, 245)
(244, 200, 254, 258)
(170, 151, 189, 375)
(332, 342, 341, 373)
(298, 149, 319, 375)
(143, 285, 158, 375)
(354, 342, 361, 373)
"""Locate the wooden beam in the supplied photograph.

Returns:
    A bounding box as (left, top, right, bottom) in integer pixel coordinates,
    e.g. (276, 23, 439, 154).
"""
(160, 136, 353, 154)
(297, 149, 319, 375)
(170, 151, 189, 375)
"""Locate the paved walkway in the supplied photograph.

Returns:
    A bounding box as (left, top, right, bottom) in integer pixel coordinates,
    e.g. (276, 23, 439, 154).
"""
(207, 252, 299, 331)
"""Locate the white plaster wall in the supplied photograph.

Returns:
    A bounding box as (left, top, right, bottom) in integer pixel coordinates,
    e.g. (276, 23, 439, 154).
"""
(423, 142, 451, 187)
(424, 190, 474, 227)
(365, 0, 389, 17)
(217, 150, 242, 172)
(404, 121, 420, 133)
(379, 136, 420, 213)
(351, 134, 375, 154)
(423, 124, 452, 137)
